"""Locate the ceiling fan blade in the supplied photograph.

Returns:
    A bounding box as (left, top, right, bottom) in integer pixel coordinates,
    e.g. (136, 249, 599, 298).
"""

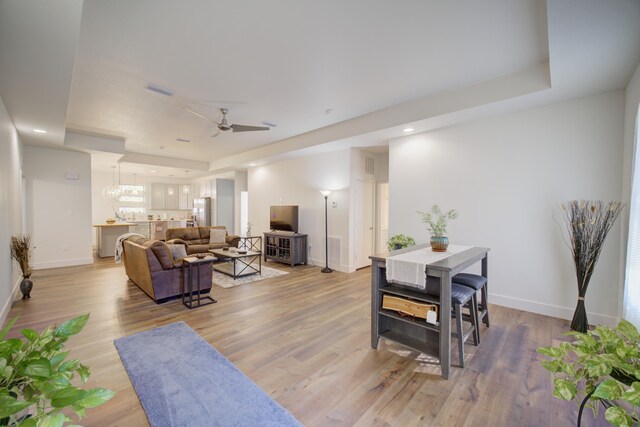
(231, 124, 270, 133)
(184, 107, 214, 122)
(210, 131, 221, 138)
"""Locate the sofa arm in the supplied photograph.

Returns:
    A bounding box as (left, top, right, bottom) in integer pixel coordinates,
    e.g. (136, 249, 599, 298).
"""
(226, 234, 241, 248)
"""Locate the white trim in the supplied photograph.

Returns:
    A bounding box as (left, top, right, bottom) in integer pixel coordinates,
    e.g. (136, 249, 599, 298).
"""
(33, 257, 94, 270)
(0, 277, 21, 328)
(308, 257, 353, 273)
(490, 292, 617, 326)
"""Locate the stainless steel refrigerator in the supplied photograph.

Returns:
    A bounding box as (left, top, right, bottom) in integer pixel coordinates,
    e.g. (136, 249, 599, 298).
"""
(193, 197, 213, 226)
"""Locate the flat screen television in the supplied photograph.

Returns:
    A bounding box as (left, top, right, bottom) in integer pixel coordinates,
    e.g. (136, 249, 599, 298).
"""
(270, 205, 299, 232)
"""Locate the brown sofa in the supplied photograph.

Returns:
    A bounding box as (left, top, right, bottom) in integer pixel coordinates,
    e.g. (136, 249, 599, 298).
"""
(121, 236, 212, 302)
(165, 226, 240, 255)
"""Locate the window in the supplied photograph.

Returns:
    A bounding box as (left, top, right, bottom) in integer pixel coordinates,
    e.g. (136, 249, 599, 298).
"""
(624, 109, 640, 327)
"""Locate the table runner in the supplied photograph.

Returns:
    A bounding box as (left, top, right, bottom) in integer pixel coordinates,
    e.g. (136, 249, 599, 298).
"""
(385, 245, 472, 289)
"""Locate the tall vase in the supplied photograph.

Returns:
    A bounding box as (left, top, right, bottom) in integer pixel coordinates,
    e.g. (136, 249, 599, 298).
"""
(20, 275, 33, 300)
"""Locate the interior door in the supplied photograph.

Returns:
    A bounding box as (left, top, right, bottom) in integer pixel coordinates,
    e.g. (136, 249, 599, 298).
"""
(355, 179, 374, 269)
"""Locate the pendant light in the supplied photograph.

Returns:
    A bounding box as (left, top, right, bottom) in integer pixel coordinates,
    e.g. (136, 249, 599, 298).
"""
(102, 165, 122, 201)
(132, 173, 139, 195)
(183, 170, 190, 193)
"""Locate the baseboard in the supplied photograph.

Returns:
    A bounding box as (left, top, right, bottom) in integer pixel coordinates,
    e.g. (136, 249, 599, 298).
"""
(0, 277, 21, 328)
(490, 292, 618, 326)
(33, 257, 94, 270)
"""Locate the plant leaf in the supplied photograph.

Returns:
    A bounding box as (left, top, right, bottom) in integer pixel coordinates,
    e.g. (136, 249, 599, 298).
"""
(622, 381, 640, 406)
(0, 394, 32, 418)
(617, 319, 640, 341)
(49, 351, 69, 369)
(0, 318, 16, 341)
(593, 378, 625, 400)
(586, 357, 612, 378)
(24, 358, 51, 379)
(54, 314, 89, 338)
(50, 387, 86, 408)
(37, 413, 68, 427)
(604, 406, 634, 427)
(19, 417, 37, 427)
(76, 364, 91, 383)
(76, 388, 115, 409)
(541, 360, 563, 373)
(537, 346, 564, 358)
(20, 329, 39, 342)
(553, 378, 576, 400)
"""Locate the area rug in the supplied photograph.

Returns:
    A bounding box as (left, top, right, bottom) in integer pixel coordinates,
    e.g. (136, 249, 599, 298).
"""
(114, 322, 302, 427)
(212, 265, 288, 288)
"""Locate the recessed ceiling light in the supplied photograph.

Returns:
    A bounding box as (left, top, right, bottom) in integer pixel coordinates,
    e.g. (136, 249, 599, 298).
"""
(150, 170, 157, 173)
(33, 129, 47, 134)
(145, 82, 174, 97)
(176, 137, 191, 143)
(249, 163, 256, 167)
(403, 127, 414, 133)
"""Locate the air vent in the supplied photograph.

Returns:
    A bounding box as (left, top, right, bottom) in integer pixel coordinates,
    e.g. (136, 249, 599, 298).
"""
(365, 156, 375, 175)
(145, 83, 174, 97)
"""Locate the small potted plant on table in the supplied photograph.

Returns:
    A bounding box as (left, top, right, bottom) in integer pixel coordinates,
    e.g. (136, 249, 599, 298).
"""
(417, 205, 458, 252)
(387, 234, 416, 251)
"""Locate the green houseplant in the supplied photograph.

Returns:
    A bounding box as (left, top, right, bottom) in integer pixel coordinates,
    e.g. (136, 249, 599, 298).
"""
(387, 234, 416, 251)
(538, 319, 640, 426)
(0, 313, 115, 426)
(417, 205, 458, 252)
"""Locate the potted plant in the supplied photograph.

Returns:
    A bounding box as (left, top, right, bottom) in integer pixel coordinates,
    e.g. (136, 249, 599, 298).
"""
(417, 205, 458, 252)
(0, 313, 115, 426)
(387, 234, 416, 251)
(538, 319, 640, 427)
(9, 235, 33, 300)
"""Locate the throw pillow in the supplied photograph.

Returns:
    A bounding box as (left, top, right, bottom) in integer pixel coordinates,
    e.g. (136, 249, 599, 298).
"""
(166, 243, 187, 259)
(209, 229, 227, 244)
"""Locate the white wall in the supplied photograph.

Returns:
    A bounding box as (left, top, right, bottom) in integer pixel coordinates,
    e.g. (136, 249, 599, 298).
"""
(23, 146, 93, 269)
(248, 149, 352, 271)
(389, 91, 625, 324)
(0, 96, 23, 326)
(234, 170, 248, 235)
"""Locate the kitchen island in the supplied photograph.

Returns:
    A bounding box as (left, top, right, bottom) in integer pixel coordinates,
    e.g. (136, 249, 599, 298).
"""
(93, 223, 136, 257)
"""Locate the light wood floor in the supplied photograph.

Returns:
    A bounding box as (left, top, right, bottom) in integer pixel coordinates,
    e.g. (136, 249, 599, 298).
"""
(4, 257, 608, 426)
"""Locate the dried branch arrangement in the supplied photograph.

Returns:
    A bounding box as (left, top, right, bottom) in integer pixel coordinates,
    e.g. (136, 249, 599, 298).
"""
(10, 234, 32, 278)
(562, 200, 623, 332)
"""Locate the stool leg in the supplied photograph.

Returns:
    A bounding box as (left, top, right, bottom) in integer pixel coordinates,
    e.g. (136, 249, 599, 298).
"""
(482, 285, 490, 327)
(455, 302, 465, 368)
(471, 294, 480, 345)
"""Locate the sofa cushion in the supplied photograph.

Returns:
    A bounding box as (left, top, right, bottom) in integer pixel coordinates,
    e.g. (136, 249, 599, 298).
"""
(166, 244, 187, 259)
(209, 229, 227, 244)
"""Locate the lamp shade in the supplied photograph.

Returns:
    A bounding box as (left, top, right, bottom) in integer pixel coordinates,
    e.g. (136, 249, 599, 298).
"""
(320, 190, 331, 197)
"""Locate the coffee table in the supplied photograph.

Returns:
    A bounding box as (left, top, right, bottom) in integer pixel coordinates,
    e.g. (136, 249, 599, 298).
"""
(209, 248, 262, 279)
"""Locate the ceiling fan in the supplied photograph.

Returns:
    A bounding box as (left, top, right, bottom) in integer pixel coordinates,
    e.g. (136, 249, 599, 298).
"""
(184, 107, 271, 138)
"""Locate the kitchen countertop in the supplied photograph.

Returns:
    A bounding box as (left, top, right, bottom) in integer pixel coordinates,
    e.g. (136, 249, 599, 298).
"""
(93, 223, 136, 227)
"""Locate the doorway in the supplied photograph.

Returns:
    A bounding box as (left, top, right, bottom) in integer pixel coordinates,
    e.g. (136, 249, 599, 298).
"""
(354, 179, 374, 269)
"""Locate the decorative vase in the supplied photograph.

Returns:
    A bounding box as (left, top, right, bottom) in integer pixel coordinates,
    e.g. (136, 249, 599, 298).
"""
(430, 236, 449, 252)
(393, 243, 403, 250)
(20, 275, 33, 300)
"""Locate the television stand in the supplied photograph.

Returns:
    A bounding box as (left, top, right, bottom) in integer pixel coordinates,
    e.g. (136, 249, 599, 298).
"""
(264, 232, 307, 267)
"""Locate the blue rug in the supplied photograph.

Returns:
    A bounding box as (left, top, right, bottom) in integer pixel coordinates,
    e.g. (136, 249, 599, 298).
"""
(114, 322, 302, 427)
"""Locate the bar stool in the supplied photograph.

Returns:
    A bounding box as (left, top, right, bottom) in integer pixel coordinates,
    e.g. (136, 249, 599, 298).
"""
(452, 273, 489, 328)
(427, 283, 480, 368)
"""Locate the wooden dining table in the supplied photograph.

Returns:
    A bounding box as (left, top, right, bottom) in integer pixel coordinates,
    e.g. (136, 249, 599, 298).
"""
(369, 244, 489, 379)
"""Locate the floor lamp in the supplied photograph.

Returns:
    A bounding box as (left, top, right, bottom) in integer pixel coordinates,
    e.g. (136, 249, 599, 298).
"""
(320, 190, 333, 273)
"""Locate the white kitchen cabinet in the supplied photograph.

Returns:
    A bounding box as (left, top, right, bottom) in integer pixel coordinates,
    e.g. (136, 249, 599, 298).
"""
(150, 183, 166, 209)
(165, 184, 179, 209)
(178, 185, 193, 210)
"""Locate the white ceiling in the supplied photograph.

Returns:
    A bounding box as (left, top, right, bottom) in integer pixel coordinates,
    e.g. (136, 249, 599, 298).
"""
(1, 0, 639, 178)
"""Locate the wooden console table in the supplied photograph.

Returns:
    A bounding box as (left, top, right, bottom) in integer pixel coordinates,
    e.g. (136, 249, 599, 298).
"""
(370, 244, 489, 379)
